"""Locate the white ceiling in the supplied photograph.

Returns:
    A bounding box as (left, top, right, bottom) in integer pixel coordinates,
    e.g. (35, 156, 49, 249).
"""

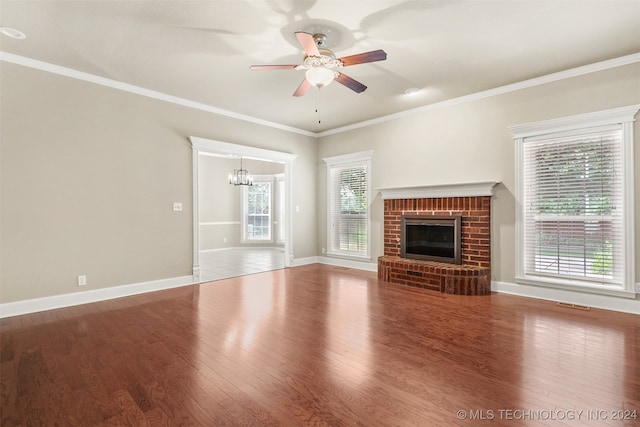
(2, 0, 640, 134)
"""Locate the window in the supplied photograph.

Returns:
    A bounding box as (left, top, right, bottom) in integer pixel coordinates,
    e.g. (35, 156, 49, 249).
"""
(242, 179, 272, 242)
(512, 105, 638, 297)
(323, 151, 372, 260)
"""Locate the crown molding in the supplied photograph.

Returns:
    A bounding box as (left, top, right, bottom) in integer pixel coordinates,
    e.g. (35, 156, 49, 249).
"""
(3, 50, 638, 139)
(0, 51, 317, 138)
(319, 52, 640, 137)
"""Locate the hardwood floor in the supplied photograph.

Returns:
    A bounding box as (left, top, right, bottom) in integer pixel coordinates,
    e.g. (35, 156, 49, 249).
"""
(1, 264, 638, 426)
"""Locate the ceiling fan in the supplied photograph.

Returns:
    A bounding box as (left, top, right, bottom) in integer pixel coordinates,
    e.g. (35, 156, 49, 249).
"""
(250, 31, 387, 96)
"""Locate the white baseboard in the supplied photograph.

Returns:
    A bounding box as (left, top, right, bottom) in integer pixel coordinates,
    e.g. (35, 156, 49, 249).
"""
(317, 256, 378, 272)
(290, 256, 319, 267)
(0, 275, 194, 318)
(300, 260, 639, 313)
(492, 281, 639, 315)
(199, 246, 284, 253)
(199, 247, 241, 253)
(3, 270, 635, 319)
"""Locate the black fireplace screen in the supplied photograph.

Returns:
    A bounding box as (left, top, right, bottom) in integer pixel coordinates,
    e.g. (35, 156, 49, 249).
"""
(401, 215, 462, 264)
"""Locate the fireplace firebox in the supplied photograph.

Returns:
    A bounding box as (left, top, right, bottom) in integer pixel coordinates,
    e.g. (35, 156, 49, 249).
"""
(401, 215, 462, 264)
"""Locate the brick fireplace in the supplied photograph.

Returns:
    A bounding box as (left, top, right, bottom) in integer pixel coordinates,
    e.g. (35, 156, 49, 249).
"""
(377, 182, 498, 295)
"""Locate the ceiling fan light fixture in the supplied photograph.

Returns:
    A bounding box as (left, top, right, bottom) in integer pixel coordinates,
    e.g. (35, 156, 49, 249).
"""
(305, 67, 335, 88)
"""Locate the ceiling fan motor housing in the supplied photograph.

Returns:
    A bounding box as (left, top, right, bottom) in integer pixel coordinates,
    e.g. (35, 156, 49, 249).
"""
(313, 33, 327, 47)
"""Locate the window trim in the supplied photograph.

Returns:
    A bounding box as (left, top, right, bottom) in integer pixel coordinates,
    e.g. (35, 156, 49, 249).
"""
(275, 173, 286, 244)
(511, 105, 639, 298)
(241, 175, 274, 243)
(323, 151, 373, 261)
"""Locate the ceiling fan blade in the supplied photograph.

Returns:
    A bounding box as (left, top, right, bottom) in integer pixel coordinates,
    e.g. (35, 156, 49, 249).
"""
(293, 78, 312, 97)
(339, 49, 387, 67)
(250, 64, 298, 70)
(295, 31, 320, 57)
(335, 73, 367, 93)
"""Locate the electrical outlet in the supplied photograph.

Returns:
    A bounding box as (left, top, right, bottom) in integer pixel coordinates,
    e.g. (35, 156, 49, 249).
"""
(321, 247, 325, 254)
(223, 237, 227, 243)
(173, 202, 183, 211)
(77, 275, 87, 287)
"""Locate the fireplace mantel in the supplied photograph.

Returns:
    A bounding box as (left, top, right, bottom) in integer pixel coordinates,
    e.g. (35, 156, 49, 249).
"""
(378, 181, 499, 200)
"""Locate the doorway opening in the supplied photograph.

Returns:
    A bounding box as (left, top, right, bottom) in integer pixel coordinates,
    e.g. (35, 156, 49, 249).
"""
(190, 137, 297, 282)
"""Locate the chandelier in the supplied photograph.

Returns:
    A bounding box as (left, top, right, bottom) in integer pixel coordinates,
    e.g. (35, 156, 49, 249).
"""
(228, 157, 253, 186)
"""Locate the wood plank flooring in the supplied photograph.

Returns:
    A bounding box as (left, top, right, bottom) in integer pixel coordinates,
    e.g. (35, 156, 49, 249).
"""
(1, 264, 639, 426)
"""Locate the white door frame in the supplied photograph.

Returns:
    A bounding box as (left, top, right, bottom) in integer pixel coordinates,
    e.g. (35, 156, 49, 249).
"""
(189, 136, 297, 280)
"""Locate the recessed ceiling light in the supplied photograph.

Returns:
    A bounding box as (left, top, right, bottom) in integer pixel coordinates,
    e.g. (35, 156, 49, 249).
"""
(0, 26, 27, 40)
(404, 87, 421, 96)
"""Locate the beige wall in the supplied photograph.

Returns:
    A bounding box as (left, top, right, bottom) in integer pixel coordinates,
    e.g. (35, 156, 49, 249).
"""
(0, 62, 317, 303)
(317, 63, 640, 286)
(2, 59, 638, 306)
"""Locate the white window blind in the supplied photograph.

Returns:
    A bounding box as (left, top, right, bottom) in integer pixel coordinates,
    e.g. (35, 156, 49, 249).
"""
(522, 126, 623, 286)
(324, 151, 372, 260)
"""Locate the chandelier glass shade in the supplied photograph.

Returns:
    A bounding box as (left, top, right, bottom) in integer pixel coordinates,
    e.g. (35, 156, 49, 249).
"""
(228, 158, 253, 186)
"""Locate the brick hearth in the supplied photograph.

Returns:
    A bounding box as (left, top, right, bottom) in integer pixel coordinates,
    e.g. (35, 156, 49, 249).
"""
(378, 195, 492, 295)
